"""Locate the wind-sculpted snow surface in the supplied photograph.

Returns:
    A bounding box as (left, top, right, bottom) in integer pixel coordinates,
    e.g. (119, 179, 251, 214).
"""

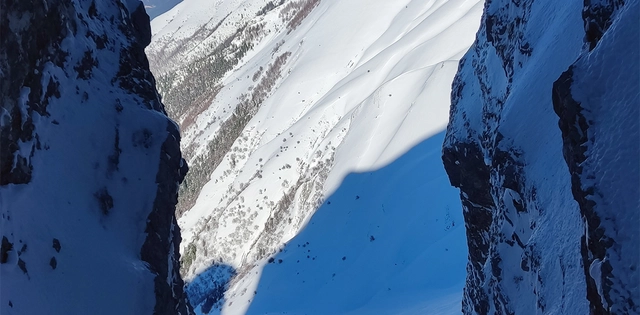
(443, 0, 638, 313)
(147, 0, 484, 313)
(0, 1, 191, 314)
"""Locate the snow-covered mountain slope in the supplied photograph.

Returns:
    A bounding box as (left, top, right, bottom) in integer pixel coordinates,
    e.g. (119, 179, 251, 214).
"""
(146, 0, 484, 313)
(442, 0, 639, 313)
(1, 1, 191, 314)
(148, 0, 276, 75)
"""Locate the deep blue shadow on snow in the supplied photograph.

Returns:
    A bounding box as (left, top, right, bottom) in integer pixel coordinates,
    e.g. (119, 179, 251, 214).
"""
(243, 131, 469, 314)
(186, 263, 236, 315)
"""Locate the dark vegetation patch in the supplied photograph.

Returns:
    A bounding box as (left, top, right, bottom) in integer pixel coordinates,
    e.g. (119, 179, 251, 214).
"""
(257, 0, 285, 16)
(279, 0, 321, 33)
(177, 52, 292, 216)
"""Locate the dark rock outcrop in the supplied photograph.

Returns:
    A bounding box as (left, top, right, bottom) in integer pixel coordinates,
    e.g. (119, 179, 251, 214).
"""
(582, 0, 624, 50)
(1, 237, 12, 264)
(127, 3, 193, 313)
(442, 142, 493, 315)
(142, 120, 191, 315)
(0, 0, 70, 185)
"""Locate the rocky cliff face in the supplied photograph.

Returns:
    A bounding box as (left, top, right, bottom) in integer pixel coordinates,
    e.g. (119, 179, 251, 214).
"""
(443, 0, 638, 314)
(1, 0, 191, 313)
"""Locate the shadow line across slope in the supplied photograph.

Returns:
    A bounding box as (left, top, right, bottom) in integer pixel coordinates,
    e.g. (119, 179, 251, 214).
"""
(221, 131, 470, 314)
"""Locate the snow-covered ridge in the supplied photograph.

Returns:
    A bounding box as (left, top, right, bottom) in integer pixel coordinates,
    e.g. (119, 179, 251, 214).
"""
(148, 0, 484, 313)
(1, 1, 191, 314)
